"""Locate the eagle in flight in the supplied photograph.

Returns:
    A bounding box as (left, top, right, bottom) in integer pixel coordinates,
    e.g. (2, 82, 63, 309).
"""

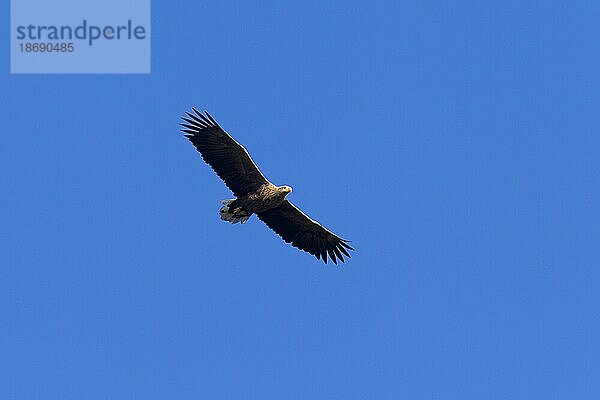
(180, 108, 353, 264)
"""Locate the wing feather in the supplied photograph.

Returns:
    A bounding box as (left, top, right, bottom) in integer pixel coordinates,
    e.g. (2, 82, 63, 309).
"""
(333, 246, 344, 263)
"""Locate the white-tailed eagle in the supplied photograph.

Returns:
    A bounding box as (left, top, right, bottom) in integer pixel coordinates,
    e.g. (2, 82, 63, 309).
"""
(180, 109, 353, 264)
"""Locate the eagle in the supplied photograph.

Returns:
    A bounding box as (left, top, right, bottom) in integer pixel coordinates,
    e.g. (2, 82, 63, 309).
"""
(180, 108, 353, 264)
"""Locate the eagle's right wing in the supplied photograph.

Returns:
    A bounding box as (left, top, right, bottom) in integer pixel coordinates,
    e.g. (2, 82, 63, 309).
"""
(180, 109, 269, 197)
(257, 200, 353, 264)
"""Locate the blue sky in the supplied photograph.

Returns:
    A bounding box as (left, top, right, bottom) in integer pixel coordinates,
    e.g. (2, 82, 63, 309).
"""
(1, 1, 599, 398)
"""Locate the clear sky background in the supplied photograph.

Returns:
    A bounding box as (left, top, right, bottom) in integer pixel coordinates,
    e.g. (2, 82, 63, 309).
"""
(1, 1, 599, 399)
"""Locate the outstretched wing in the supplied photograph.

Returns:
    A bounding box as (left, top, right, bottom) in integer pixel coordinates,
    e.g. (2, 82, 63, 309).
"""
(180, 109, 269, 197)
(257, 200, 353, 265)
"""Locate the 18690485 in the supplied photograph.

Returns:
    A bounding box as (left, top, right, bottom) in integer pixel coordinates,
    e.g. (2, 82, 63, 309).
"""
(19, 42, 74, 52)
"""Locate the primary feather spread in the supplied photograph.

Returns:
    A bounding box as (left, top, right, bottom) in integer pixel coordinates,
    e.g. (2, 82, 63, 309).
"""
(180, 108, 353, 264)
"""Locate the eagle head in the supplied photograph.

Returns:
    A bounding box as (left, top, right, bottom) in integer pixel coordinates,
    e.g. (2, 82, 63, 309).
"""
(279, 185, 293, 195)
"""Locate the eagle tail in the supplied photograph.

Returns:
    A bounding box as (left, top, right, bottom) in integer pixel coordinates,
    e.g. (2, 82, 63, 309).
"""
(219, 199, 251, 224)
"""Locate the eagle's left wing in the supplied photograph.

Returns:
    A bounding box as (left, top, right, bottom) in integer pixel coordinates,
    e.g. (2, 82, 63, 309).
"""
(180, 109, 270, 197)
(257, 200, 353, 264)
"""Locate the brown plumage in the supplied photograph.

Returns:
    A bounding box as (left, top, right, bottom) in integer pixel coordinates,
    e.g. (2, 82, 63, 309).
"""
(180, 108, 353, 264)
